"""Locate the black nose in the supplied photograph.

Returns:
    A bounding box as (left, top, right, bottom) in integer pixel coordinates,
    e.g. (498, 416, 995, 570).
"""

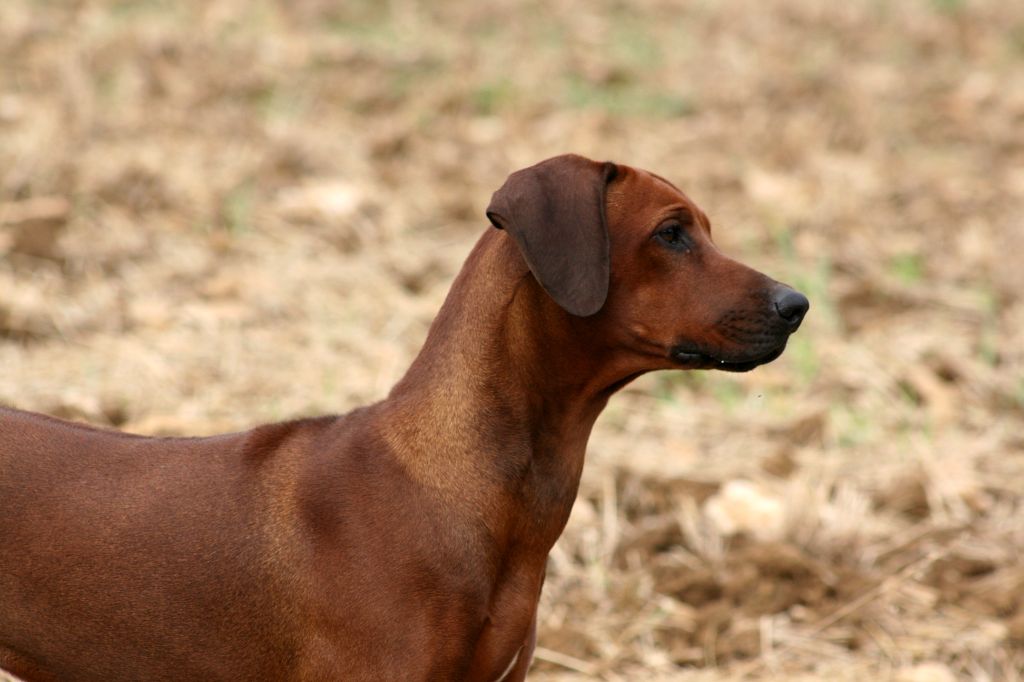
(773, 287, 809, 330)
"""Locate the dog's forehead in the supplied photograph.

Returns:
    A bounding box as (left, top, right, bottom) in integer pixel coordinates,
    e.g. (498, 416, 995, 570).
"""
(608, 166, 708, 230)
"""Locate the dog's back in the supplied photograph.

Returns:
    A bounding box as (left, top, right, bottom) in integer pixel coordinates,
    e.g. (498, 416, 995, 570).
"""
(0, 408, 310, 680)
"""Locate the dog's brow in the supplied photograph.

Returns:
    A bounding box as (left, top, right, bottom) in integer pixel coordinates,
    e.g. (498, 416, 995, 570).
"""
(656, 204, 694, 222)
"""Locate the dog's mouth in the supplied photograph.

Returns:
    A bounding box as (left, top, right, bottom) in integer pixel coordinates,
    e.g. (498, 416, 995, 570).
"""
(669, 343, 787, 373)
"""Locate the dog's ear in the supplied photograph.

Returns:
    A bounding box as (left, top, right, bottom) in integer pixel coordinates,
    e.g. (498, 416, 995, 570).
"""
(486, 154, 618, 317)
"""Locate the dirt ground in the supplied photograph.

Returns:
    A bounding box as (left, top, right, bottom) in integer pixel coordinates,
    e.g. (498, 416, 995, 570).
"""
(2, 0, 1024, 680)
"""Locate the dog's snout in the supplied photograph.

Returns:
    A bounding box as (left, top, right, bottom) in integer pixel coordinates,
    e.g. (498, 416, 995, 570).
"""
(772, 288, 809, 329)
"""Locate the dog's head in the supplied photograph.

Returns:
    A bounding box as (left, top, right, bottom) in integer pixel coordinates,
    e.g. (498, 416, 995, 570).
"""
(487, 154, 808, 373)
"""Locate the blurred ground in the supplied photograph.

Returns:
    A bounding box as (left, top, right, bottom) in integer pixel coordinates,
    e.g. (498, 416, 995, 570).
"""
(2, 0, 1024, 680)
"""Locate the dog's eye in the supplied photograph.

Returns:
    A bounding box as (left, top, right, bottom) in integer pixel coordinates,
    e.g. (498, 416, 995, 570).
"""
(654, 222, 691, 251)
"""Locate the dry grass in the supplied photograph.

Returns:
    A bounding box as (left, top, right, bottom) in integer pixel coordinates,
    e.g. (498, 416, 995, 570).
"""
(2, 0, 1024, 679)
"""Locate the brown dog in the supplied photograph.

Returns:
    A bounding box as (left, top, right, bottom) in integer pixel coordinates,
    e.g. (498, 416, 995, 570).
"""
(0, 154, 807, 681)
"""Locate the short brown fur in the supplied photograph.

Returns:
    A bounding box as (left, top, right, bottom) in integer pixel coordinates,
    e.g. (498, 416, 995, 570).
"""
(0, 155, 807, 681)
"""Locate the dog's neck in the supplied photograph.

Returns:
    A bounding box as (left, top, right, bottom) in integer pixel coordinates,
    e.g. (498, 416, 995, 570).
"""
(382, 229, 629, 553)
